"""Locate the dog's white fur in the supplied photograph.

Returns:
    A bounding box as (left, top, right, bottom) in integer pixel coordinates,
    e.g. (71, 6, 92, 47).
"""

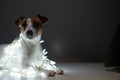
(0, 18, 59, 75)
(0, 33, 58, 73)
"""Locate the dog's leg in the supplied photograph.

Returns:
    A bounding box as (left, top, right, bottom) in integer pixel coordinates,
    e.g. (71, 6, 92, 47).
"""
(34, 67, 56, 77)
(56, 69, 64, 75)
(48, 70, 56, 77)
(41, 69, 64, 76)
(39, 60, 64, 76)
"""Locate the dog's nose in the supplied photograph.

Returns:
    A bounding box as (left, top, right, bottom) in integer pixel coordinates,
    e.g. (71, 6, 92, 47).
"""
(26, 30, 33, 35)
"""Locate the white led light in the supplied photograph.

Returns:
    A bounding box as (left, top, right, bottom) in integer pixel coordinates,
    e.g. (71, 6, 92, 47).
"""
(0, 71, 2, 76)
(40, 40, 44, 43)
(11, 67, 19, 72)
(10, 72, 21, 78)
(42, 49, 46, 53)
(40, 72, 47, 78)
(21, 67, 36, 75)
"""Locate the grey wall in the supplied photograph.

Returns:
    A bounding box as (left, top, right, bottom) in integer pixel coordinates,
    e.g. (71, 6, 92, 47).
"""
(0, 0, 120, 62)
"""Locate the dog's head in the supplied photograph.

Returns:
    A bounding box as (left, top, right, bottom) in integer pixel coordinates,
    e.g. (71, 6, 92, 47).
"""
(15, 14, 48, 39)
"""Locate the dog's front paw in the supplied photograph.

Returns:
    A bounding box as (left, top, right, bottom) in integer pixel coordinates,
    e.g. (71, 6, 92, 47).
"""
(56, 69, 64, 75)
(48, 70, 56, 77)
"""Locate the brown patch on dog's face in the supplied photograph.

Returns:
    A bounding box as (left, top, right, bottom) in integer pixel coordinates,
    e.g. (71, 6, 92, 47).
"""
(15, 16, 27, 33)
(15, 14, 48, 39)
(30, 16, 43, 35)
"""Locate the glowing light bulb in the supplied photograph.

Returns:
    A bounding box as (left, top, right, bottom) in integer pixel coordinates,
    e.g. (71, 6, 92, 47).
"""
(11, 67, 19, 72)
(40, 72, 47, 78)
(40, 40, 44, 43)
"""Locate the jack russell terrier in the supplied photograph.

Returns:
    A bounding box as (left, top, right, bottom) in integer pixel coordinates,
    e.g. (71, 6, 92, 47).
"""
(0, 14, 63, 77)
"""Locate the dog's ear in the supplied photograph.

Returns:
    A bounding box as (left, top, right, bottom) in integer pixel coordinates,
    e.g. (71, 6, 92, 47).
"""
(15, 16, 25, 26)
(37, 14, 48, 24)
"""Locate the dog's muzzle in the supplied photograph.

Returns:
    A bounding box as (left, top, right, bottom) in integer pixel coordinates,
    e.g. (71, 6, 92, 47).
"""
(26, 30, 34, 39)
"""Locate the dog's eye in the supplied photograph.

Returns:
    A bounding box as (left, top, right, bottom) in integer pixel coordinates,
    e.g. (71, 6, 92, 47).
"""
(33, 22, 41, 28)
(22, 22, 27, 29)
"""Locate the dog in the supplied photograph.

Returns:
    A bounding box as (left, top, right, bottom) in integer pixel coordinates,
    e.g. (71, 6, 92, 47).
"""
(0, 14, 63, 77)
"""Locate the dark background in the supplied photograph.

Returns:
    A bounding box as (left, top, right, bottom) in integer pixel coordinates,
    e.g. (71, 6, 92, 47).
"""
(0, 0, 120, 62)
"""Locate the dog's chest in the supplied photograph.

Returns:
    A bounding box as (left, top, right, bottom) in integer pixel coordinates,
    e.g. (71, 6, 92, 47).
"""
(21, 41, 43, 61)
